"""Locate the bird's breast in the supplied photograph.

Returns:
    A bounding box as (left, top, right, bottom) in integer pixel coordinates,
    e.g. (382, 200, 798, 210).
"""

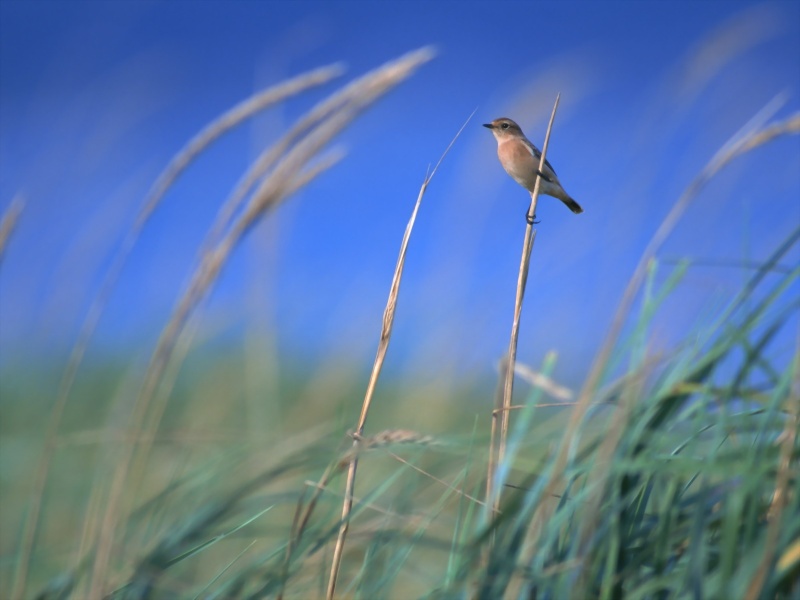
(498, 140, 538, 187)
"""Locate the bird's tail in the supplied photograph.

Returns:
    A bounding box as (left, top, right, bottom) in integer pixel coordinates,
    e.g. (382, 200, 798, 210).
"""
(561, 195, 584, 214)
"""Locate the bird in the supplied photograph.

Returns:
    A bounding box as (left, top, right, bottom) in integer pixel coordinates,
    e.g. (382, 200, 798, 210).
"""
(483, 117, 583, 219)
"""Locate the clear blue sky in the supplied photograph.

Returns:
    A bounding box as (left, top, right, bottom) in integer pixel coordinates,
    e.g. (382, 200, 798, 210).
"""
(1, 0, 798, 383)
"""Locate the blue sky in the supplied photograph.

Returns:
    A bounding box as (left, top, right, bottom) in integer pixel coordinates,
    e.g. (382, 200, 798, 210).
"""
(1, 0, 798, 384)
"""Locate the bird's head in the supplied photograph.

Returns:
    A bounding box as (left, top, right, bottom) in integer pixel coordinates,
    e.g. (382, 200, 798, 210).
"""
(482, 117, 524, 141)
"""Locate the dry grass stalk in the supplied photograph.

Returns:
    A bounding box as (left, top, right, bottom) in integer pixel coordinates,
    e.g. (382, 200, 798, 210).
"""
(79, 48, 434, 600)
(352, 428, 437, 451)
(10, 66, 343, 600)
(486, 94, 561, 516)
(206, 57, 441, 251)
(512, 361, 574, 401)
(384, 450, 486, 507)
(529, 102, 800, 560)
(325, 112, 473, 599)
(126, 49, 436, 479)
(572, 360, 650, 560)
(745, 351, 799, 599)
(324, 185, 418, 596)
(0, 194, 24, 263)
(128, 150, 346, 489)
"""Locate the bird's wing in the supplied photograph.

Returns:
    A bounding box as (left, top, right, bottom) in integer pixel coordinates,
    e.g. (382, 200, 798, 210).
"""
(529, 144, 557, 176)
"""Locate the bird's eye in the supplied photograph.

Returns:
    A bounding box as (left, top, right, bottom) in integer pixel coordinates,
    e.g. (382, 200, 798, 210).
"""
(501, 123, 509, 129)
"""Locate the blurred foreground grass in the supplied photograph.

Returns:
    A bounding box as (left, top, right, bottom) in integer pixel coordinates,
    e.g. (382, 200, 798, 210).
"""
(2, 232, 797, 598)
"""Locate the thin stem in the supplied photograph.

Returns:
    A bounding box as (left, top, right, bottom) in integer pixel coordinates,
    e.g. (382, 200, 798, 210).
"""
(487, 94, 561, 516)
(325, 112, 473, 599)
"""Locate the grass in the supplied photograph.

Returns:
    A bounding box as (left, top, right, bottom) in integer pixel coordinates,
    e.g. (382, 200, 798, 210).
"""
(2, 48, 799, 599)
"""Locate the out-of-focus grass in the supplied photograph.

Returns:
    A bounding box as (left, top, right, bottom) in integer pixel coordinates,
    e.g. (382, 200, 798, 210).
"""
(4, 235, 797, 598)
(0, 352, 494, 597)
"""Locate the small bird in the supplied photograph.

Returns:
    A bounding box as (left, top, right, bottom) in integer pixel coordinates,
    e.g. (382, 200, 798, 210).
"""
(483, 117, 583, 218)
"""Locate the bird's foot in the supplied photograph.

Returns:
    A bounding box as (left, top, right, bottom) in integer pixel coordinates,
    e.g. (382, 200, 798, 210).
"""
(526, 213, 541, 225)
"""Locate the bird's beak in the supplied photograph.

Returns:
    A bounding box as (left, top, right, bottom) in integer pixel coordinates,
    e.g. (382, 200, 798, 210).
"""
(482, 123, 494, 129)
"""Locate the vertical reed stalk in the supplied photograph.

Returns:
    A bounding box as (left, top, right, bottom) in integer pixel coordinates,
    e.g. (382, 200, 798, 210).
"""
(487, 94, 561, 516)
(325, 177, 425, 600)
(326, 114, 472, 599)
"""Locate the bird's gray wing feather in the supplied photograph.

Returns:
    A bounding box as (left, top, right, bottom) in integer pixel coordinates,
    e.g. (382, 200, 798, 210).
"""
(530, 145, 557, 176)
